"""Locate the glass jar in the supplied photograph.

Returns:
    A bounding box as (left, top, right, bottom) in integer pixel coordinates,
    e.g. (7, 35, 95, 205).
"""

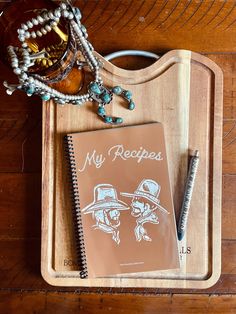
(0, 0, 83, 94)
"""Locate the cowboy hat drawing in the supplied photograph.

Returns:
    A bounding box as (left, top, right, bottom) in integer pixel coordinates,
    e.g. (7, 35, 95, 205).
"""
(82, 184, 129, 213)
(121, 179, 169, 215)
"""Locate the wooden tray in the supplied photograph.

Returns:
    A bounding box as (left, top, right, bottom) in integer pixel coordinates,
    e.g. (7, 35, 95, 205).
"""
(41, 50, 223, 288)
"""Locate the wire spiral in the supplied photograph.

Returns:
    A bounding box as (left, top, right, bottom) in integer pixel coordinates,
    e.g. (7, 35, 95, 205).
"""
(64, 135, 88, 279)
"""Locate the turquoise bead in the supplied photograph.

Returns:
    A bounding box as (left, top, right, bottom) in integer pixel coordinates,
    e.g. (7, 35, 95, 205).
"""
(98, 107, 105, 115)
(26, 86, 35, 95)
(115, 117, 123, 124)
(102, 93, 111, 104)
(104, 116, 112, 123)
(89, 82, 102, 95)
(129, 101, 135, 110)
(41, 94, 50, 101)
(112, 86, 122, 95)
(124, 90, 132, 100)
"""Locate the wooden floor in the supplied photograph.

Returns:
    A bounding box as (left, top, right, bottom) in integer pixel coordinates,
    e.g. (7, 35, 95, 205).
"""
(1, 0, 236, 313)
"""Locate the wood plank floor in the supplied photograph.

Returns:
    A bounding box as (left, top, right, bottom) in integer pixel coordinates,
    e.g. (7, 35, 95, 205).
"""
(1, 0, 236, 312)
(0, 292, 236, 314)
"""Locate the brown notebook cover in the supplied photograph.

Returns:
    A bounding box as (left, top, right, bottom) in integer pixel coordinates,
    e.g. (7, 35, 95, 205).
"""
(66, 123, 180, 278)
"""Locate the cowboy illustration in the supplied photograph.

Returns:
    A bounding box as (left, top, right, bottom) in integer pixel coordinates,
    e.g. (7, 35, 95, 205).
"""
(82, 184, 129, 245)
(121, 179, 169, 242)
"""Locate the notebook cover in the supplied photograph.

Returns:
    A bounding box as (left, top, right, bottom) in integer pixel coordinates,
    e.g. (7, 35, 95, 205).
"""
(67, 122, 180, 277)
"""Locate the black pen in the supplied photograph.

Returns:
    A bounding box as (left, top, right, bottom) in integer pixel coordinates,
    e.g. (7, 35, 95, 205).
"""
(178, 150, 199, 241)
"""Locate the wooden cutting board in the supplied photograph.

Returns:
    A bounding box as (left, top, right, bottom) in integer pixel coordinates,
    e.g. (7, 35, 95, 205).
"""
(41, 50, 223, 288)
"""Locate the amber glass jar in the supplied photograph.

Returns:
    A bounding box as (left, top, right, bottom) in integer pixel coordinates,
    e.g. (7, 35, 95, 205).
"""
(0, 0, 83, 94)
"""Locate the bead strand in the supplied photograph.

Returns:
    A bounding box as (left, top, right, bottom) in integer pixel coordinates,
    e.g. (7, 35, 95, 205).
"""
(6, 4, 102, 104)
(4, 2, 135, 124)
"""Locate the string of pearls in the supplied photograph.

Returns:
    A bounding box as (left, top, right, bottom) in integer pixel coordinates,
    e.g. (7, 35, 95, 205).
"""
(4, 2, 135, 124)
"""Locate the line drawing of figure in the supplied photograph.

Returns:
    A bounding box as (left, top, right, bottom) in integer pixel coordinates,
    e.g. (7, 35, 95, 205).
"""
(82, 184, 129, 245)
(121, 179, 169, 242)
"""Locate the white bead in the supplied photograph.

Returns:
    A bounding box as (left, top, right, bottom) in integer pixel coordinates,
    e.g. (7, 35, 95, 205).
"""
(27, 21, 33, 28)
(11, 56, 17, 62)
(68, 12, 74, 20)
(14, 68, 21, 75)
(18, 35, 25, 42)
(54, 9, 61, 18)
(21, 23, 28, 30)
(32, 18, 39, 25)
(60, 3, 67, 10)
(45, 25, 52, 32)
(50, 20, 57, 27)
(36, 30, 43, 37)
(22, 66, 28, 72)
(41, 27, 47, 35)
(31, 31, 37, 38)
(23, 57, 30, 64)
(17, 29, 25, 35)
(21, 73, 28, 80)
(25, 32, 30, 39)
(12, 62, 18, 68)
(63, 10, 69, 18)
(22, 43, 28, 48)
(37, 15, 44, 24)
(48, 11, 54, 19)
(54, 17, 60, 23)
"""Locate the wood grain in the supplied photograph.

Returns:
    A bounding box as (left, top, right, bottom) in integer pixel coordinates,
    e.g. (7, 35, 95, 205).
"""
(0, 291, 236, 314)
(0, 0, 236, 308)
(78, 0, 236, 54)
(223, 122, 236, 174)
(222, 240, 236, 275)
(222, 175, 236, 240)
(205, 55, 236, 121)
(41, 50, 222, 288)
(0, 173, 41, 239)
(0, 239, 42, 289)
(207, 54, 236, 175)
(0, 62, 42, 173)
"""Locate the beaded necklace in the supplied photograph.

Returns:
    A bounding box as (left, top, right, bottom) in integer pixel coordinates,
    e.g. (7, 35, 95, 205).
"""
(4, 2, 135, 124)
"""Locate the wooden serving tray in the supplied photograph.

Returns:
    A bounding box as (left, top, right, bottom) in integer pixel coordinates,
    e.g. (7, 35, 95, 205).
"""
(41, 50, 223, 288)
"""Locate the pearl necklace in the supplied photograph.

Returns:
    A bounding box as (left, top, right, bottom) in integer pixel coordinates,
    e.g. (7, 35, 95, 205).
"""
(4, 2, 135, 124)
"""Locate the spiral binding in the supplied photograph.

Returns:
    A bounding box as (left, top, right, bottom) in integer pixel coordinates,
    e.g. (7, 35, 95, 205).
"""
(64, 135, 88, 279)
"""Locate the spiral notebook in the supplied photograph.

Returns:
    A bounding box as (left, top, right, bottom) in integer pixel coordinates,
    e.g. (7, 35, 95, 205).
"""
(65, 122, 180, 278)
